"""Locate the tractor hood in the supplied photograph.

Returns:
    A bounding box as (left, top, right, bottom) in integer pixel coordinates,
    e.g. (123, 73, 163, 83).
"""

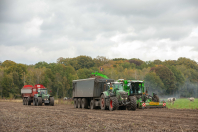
(42, 94, 49, 99)
(118, 91, 128, 98)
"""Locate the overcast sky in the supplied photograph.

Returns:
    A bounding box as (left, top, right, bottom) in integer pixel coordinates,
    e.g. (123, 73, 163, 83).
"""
(0, 0, 198, 64)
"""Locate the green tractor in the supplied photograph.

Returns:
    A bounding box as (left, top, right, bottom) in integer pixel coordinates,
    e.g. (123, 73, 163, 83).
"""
(33, 85, 54, 106)
(100, 82, 137, 111)
(118, 79, 166, 109)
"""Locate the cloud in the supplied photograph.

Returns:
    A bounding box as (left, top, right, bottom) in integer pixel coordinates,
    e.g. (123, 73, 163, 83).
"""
(0, 0, 198, 64)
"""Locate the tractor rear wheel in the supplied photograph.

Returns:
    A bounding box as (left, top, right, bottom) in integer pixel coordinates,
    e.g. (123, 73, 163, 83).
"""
(100, 94, 107, 110)
(74, 98, 78, 108)
(38, 97, 42, 106)
(78, 98, 82, 108)
(50, 97, 54, 106)
(90, 100, 96, 110)
(127, 96, 137, 111)
(81, 98, 88, 109)
(109, 97, 119, 111)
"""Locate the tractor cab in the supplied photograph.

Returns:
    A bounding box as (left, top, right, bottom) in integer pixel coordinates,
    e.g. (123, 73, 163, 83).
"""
(38, 88, 48, 95)
(107, 82, 124, 93)
(123, 80, 145, 96)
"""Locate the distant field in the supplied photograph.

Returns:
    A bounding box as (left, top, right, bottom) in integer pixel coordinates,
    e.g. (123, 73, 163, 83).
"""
(165, 98, 198, 109)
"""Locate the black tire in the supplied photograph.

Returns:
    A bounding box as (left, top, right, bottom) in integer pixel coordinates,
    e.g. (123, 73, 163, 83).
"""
(50, 97, 54, 106)
(27, 97, 31, 105)
(100, 94, 107, 110)
(109, 97, 119, 111)
(33, 98, 35, 106)
(127, 96, 137, 111)
(81, 98, 88, 109)
(38, 97, 42, 106)
(25, 98, 27, 105)
(23, 98, 25, 105)
(90, 100, 96, 110)
(78, 98, 82, 108)
(74, 98, 78, 108)
(35, 98, 38, 106)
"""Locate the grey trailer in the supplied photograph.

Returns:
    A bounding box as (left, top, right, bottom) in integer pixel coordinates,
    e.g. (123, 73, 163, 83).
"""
(73, 78, 114, 109)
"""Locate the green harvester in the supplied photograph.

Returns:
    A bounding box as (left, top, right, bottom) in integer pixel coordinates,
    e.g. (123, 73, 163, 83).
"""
(118, 79, 166, 109)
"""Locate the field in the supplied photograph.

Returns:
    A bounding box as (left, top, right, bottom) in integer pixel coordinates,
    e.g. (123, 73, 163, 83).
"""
(0, 101, 198, 132)
(166, 98, 198, 109)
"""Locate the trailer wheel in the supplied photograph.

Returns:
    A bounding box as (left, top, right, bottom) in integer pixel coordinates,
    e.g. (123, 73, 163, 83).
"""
(23, 98, 25, 105)
(27, 97, 31, 105)
(109, 97, 118, 111)
(50, 97, 54, 106)
(81, 98, 88, 109)
(74, 98, 78, 108)
(25, 98, 27, 105)
(100, 94, 107, 110)
(33, 98, 35, 106)
(127, 96, 137, 111)
(90, 100, 96, 110)
(78, 98, 82, 108)
(38, 97, 42, 106)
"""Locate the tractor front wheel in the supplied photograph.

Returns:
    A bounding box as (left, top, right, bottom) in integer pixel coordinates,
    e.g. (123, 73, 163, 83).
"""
(38, 97, 42, 106)
(50, 97, 54, 106)
(109, 97, 118, 111)
(127, 96, 137, 111)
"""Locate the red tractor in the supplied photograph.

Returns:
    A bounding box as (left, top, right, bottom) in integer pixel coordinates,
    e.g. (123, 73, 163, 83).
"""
(21, 84, 54, 106)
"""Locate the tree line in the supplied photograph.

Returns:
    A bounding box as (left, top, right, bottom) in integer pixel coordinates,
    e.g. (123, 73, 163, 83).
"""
(0, 56, 198, 99)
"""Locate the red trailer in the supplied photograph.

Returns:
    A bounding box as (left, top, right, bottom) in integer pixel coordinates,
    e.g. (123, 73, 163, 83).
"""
(21, 84, 54, 106)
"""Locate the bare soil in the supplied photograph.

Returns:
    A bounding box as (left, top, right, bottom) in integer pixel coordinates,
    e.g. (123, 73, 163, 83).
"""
(0, 102, 198, 132)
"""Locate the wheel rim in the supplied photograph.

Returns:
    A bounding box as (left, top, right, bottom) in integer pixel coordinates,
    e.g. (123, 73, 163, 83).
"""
(110, 100, 113, 108)
(101, 98, 105, 107)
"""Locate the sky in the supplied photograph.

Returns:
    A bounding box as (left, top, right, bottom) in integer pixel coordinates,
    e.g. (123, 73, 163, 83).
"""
(0, 0, 198, 64)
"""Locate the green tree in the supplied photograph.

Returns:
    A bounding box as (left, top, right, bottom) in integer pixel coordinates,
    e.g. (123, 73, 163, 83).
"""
(144, 72, 164, 94)
(154, 66, 176, 94)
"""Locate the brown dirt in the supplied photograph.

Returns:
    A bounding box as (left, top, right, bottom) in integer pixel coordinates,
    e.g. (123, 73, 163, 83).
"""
(0, 102, 198, 132)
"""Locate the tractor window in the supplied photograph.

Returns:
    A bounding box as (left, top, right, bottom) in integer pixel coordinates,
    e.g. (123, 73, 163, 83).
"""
(112, 83, 123, 90)
(131, 83, 142, 94)
(40, 89, 48, 94)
